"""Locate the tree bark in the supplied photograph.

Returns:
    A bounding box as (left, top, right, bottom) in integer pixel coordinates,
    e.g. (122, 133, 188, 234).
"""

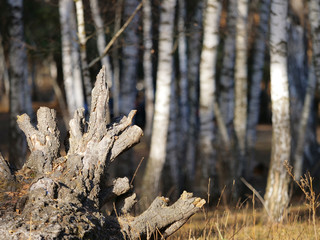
(89, 0, 113, 88)
(234, 0, 249, 176)
(111, 0, 123, 117)
(75, 0, 92, 110)
(7, 0, 33, 170)
(59, 0, 85, 116)
(197, 0, 222, 195)
(264, 0, 291, 222)
(142, 0, 154, 139)
(142, 0, 177, 202)
(0, 67, 205, 239)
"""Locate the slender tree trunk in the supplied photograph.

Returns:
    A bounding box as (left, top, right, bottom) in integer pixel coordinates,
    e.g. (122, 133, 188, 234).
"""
(142, 0, 177, 203)
(142, 0, 154, 139)
(197, 0, 222, 195)
(59, 0, 84, 115)
(177, 0, 189, 176)
(89, 0, 113, 88)
(112, 0, 123, 117)
(164, 75, 180, 198)
(234, 0, 249, 177)
(287, 6, 309, 179)
(75, 0, 92, 110)
(185, 0, 203, 187)
(121, 0, 140, 116)
(264, 0, 291, 222)
(7, 0, 33, 169)
(247, 0, 270, 171)
(293, 67, 316, 179)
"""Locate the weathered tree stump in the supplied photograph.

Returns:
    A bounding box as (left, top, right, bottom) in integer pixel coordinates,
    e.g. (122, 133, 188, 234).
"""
(0, 67, 205, 239)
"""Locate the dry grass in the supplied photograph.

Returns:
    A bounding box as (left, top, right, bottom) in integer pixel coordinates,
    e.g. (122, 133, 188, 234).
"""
(169, 163, 320, 240)
(169, 200, 319, 240)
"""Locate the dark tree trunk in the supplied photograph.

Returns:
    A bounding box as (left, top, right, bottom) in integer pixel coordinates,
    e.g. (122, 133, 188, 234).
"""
(0, 67, 205, 240)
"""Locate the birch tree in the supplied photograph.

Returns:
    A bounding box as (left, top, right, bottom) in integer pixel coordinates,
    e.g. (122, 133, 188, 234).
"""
(264, 0, 291, 222)
(234, 0, 249, 176)
(197, 0, 222, 194)
(59, 0, 84, 116)
(75, 0, 92, 109)
(89, 0, 113, 88)
(7, 0, 33, 169)
(143, 0, 176, 202)
(142, 0, 154, 139)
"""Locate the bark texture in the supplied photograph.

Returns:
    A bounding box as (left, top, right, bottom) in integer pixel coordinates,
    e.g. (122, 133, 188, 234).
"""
(0, 67, 205, 239)
(197, 0, 222, 194)
(234, 0, 249, 174)
(142, 0, 177, 201)
(142, 0, 154, 139)
(264, 0, 291, 222)
(8, 0, 33, 169)
(59, 0, 84, 116)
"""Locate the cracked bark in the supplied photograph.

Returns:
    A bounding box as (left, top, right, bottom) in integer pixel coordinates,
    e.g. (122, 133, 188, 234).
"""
(0, 67, 205, 239)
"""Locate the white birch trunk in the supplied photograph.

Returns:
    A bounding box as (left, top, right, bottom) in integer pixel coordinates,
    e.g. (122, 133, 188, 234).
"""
(89, 0, 113, 88)
(59, 0, 84, 115)
(143, 0, 176, 201)
(197, 0, 222, 192)
(142, 0, 154, 139)
(75, 0, 92, 109)
(186, 0, 203, 184)
(234, 0, 249, 171)
(120, 0, 140, 115)
(219, 0, 236, 133)
(247, 0, 270, 151)
(264, 0, 291, 222)
(7, 0, 33, 169)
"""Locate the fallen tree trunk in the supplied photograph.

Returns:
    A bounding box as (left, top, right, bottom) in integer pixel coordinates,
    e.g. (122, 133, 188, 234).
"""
(0, 66, 205, 239)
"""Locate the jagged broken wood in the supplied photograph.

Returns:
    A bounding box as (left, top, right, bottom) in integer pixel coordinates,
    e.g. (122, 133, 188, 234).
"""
(0, 66, 205, 239)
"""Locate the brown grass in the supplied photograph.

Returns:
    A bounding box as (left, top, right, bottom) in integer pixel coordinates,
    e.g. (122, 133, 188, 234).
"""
(168, 200, 319, 239)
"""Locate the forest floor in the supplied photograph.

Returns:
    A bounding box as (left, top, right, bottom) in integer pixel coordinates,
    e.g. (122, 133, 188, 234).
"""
(0, 97, 319, 239)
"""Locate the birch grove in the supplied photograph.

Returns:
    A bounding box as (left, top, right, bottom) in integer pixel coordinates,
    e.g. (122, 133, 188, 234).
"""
(2, 0, 320, 232)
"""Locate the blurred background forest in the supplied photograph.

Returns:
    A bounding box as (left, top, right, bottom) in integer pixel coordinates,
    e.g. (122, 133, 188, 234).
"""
(1, 0, 320, 233)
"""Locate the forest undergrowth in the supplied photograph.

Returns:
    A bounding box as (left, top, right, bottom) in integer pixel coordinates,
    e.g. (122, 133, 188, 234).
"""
(169, 167, 320, 240)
